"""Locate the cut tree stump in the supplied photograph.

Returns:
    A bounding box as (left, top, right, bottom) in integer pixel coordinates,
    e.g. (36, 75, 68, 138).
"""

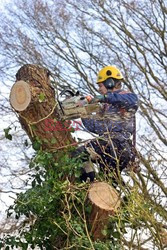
(88, 182, 121, 241)
(10, 64, 75, 151)
(160, 229, 167, 247)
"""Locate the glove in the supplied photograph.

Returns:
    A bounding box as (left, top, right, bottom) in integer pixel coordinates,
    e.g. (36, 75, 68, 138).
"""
(77, 96, 93, 107)
(86, 95, 93, 103)
(89, 95, 105, 104)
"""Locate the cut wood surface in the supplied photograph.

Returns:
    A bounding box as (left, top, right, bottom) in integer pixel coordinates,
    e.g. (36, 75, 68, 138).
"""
(88, 181, 120, 211)
(10, 64, 75, 151)
(10, 80, 31, 111)
(88, 182, 121, 241)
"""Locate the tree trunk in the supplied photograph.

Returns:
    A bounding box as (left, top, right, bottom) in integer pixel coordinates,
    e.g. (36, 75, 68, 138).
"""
(88, 182, 121, 241)
(10, 65, 121, 243)
(10, 64, 75, 151)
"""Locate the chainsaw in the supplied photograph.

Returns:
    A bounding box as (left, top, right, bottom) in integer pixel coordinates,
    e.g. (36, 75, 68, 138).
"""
(57, 89, 102, 120)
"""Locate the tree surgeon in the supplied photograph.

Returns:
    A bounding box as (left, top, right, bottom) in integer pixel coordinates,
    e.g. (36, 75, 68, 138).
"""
(72, 66, 139, 185)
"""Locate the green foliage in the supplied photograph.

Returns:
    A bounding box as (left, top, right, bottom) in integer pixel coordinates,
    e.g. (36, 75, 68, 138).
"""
(32, 137, 42, 151)
(1, 148, 163, 249)
(39, 92, 46, 103)
(0, 150, 124, 249)
(4, 127, 12, 140)
(1, 147, 164, 249)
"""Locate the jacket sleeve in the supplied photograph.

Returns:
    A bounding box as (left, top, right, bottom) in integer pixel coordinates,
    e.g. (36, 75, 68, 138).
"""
(104, 90, 139, 110)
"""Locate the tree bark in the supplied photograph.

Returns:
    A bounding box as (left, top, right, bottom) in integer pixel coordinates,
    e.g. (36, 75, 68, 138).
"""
(10, 64, 75, 151)
(88, 182, 121, 241)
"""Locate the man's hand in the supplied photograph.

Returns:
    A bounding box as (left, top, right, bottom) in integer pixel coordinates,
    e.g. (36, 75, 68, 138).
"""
(76, 95, 105, 107)
(89, 95, 105, 104)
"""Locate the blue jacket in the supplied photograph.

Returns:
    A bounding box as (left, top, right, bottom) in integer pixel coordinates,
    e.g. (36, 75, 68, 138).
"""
(82, 89, 138, 136)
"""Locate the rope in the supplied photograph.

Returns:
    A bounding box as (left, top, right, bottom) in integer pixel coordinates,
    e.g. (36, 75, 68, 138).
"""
(19, 101, 58, 138)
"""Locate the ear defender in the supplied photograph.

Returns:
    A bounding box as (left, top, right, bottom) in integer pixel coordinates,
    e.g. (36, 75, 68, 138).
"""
(104, 78, 115, 89)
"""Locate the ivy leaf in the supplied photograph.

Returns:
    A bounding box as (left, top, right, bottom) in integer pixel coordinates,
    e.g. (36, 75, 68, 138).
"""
(31, 124, 37, 131)
(32, 141, 41, 151)
(4, 127, 12, 140)
(51, 138, 57, 144)
(101, 229, 108, 236)
(70, 127, 75, 133)
(43, 138, 49, 144)
(39, 92, 46, 103)
(24, 139, 28, 147)
(29, 161, 35, 169)
(7, 211, 13, 218)
(32, 179, 36, 188)
(112, 231, 121, 239)
(74, 170, 80, 178)
(85, 205, 92, 214)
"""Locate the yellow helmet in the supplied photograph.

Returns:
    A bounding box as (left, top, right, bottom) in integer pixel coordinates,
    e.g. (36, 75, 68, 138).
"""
(96, 65, 123, 83)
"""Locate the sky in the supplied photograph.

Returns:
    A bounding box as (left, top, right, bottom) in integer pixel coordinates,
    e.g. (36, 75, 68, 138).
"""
(0, 1, 166, 248)
(0, 0, 11, 10)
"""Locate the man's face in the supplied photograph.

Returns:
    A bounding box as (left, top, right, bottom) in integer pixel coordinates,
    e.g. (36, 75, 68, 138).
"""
(98, 82, 108, 95)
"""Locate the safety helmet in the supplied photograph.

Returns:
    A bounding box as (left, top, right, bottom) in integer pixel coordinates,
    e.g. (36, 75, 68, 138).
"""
(97, 65, 123, 84)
